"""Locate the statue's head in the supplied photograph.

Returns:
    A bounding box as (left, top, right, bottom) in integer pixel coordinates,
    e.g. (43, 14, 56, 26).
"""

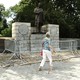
(38, 3, 42, 8)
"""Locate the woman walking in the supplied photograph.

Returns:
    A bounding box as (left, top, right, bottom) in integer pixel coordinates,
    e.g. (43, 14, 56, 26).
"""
(39, 32, 54, 71)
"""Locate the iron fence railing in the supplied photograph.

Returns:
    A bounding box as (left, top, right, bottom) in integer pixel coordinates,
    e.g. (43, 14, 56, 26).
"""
(2, 38, 80, 54)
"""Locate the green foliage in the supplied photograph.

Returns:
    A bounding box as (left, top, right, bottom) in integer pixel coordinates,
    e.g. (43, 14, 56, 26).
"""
(9, 0, 80, 38)
(1, 27, 12, 37)
(2, 10, 10, 18)
(0, 4, 12, 37)
(0, 34, 2, 37)
(0, 4, 5, 11)
(0, 21, 3, 34)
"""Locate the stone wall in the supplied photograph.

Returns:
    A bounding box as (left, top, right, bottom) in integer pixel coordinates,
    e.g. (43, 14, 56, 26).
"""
(31, 34, 45, 53)
(0, 37, 14, 53)
(12, 22, 31, 54)
(48, 24, 59, 49)
(0, 23, 59, 53)
(11, 22, 59, 53)
(31, 24, 59, 52)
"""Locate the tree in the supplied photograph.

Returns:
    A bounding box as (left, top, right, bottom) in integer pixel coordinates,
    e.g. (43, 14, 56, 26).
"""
(0, 4, 12, 37)
(0, 4, 5, 20)
(1, 27, 12, 37)
(10, 0, 80, 38)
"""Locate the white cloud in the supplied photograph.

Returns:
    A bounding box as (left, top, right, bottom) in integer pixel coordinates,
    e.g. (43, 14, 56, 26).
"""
(0, 0, 21, 9)
(0, 0, 21, 22)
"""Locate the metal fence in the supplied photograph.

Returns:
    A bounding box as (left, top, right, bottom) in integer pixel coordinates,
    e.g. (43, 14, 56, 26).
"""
(3, 38, 15, 53)
(59, 40, 77, 51)
(56, 39, 80, 54)
(2, 38, 80, 54)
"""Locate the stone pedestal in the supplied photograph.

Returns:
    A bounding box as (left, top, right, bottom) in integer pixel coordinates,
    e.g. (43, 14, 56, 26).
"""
(12, 22, 31, 54)
(31, 34, 45, 52)
(12, 23, 59, 53)
(48, 24, 59, 50)
(31, 24, 59, 52)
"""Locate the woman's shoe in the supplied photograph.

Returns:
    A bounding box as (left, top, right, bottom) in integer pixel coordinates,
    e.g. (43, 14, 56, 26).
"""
(38, 66, 42, 71)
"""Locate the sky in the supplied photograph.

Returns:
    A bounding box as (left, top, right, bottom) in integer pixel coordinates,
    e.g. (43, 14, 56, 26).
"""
(0, 0, 21, 22)
(0, 0, 21, 9)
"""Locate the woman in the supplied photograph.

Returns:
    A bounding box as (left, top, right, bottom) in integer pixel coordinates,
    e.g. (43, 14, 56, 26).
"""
(39, 32, 53, 71)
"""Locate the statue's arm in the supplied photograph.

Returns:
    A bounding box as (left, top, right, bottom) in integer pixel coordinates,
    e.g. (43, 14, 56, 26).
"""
(34, 8, 40, 14)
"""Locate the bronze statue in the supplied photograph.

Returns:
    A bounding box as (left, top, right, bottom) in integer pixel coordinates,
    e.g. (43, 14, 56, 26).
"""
(34, 3, 44, 33)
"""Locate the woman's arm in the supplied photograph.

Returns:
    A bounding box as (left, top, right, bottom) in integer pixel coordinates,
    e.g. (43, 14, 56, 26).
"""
(49, 45, 56, 53)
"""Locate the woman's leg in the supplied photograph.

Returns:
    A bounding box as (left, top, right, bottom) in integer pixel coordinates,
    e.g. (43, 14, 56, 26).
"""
(46, 50, 53, 72)
(40, 50, 46, 67)
(46, 50, 53, 67)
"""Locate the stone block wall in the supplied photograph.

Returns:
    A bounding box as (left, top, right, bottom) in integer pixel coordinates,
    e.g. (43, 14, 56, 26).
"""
(31, 34, 45, 52)
(31, 24, 59, 52)
(48, 24, 59, 49)
(12, 22, 31, 53)
(5, 38, 15, 53)
(11, 22, 59, 53)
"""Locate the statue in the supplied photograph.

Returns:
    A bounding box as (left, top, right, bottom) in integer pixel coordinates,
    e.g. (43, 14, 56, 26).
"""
(34, 3, 44, 33)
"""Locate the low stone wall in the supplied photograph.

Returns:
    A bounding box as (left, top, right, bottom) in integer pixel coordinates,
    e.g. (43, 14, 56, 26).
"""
(31, 34, 45, 52)
(0, 23, 59, 54)
(0, 37, 13, 53)
(12, 22, 31, 54)
(48, 24, 59, 49)
(31, 24, 59, 52)
(5, 38, 15, 53)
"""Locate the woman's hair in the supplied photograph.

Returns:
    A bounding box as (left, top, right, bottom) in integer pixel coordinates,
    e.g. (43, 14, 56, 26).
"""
(46, 33, 50, 38)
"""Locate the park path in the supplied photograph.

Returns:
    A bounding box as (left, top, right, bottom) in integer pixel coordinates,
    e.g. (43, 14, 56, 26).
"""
(0, 57, 80, 80)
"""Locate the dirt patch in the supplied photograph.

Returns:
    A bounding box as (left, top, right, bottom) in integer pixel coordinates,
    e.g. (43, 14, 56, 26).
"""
(0, 51, 80, 67)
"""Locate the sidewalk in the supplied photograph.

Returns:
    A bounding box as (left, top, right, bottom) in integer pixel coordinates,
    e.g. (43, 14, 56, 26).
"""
(0, 55, 80, 80)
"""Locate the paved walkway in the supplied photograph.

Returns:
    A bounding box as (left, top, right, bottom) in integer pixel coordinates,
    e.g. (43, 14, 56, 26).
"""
(0, 57, 80, 80)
